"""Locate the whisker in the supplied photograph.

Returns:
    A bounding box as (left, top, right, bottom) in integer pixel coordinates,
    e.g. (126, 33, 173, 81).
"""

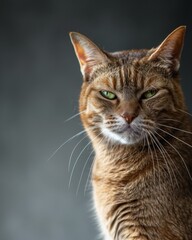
(68, 140, 92, 189)
(140, 131, 146, 153)
(154, 130, 192, 182)
(68, 132, 102, 189)
(158, 123, 192, 135)
(156, 126, 192, 149)
(47, 129, 87, 162)
(145, 131, 156, 186)
(148, 131, 161, 186)
(145, 129, 174, 187)
(64, 110, 86, 122)
(84, 158, 94, 195)
(84, 137, 104, 195)
(140, 119, 155, 126)
(141, 125, 161, 184)
(68, 134, 88, 172)
(177, 108, 192, 118)
(162, 118, 182, 123)
(76, 149, 94, 196)
(151, 131, 179, 188)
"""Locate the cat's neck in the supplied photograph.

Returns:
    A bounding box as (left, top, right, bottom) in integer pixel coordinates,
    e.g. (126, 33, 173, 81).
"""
(92, 140, 149, 182)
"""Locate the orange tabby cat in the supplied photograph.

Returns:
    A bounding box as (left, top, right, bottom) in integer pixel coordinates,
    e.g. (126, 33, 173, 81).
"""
(70, 26, 192, 239)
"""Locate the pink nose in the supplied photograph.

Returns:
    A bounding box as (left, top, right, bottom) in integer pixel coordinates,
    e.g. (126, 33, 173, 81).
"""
(121, 112, 137, 124)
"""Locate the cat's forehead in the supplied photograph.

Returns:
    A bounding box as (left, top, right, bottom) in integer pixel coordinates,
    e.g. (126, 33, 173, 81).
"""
(89, 47, 171, 92)
(92, 49, 149, 81)
(92, 59, 168, 93)
(92, 62, 144, 92)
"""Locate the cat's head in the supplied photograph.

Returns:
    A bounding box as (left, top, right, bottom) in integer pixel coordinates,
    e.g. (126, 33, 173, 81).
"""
(70, 26, 186, 146)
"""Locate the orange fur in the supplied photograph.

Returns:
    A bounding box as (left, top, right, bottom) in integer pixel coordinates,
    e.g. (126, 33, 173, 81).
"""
(70, 26, 192, 239)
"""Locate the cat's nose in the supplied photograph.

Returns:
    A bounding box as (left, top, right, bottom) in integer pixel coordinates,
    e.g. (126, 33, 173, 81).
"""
(121, 112, 137, 124)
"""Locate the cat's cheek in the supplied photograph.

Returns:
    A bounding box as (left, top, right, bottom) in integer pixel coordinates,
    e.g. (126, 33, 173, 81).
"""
(85, 100, 102, 115)
(142, 98, 168, 117)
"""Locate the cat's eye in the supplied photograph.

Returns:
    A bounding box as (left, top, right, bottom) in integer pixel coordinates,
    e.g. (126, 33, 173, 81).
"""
(100, 90, 117, 100)
(141, 89, 158, 99)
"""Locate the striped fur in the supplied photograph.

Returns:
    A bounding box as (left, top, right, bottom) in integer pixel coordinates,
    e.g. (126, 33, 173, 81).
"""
(70, 26, 192, 239)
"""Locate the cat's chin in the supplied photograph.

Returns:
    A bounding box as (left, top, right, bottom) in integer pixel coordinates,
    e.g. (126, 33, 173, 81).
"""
(101, 127, 142, 145)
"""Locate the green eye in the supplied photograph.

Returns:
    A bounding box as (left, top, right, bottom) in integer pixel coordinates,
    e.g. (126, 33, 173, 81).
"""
(142, 89, 158, 99)
(100, 90, 117, 100)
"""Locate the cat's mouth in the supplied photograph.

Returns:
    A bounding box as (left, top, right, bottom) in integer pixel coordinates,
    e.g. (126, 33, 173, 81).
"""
(114, 124, 132, 133)
(101, 120, 144, 145)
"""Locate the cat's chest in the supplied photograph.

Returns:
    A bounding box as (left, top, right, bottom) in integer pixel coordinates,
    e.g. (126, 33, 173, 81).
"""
(92, 171, 174, 240)
(93, 191, 152, 240)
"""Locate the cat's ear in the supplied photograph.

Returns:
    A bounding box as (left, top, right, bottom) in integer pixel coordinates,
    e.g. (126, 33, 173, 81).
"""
(148, 26, 186, 73)
(70, 32, 109, 80)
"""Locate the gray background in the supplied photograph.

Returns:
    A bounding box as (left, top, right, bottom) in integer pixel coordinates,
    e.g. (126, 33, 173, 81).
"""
(1, 0, 192, 240)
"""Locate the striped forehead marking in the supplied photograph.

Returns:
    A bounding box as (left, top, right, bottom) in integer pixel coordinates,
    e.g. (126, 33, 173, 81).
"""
(92, 60, 148, 93)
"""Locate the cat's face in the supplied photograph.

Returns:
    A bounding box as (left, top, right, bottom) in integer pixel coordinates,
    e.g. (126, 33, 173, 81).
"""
(79, 62, 182, 145)
(70, 27, 186, 146)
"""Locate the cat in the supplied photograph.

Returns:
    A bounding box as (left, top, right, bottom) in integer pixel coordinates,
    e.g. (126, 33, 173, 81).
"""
(69, 26, 192, 240)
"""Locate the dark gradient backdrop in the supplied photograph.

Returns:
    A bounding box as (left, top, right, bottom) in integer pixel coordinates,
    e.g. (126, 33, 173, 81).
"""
(1, 0, 192, 240)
